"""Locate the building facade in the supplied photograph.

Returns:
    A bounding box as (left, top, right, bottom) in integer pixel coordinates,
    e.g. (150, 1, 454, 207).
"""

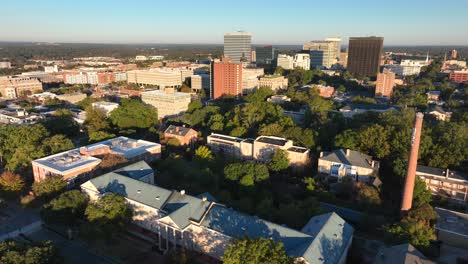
(141, 88, 191, 119)
(449, 70, 468, 83)
(417, 165, 467, 203)
(255, 46, 278, 67)
(242, 67, 264, 94)
(80, 168, 353, 264)
(258, 75, 288, 91)
(127, 68, 190, 88)
(293, 53, 311, 70)
(0, 76, 43, 98)
(276, 54, 294, 70)
(303, 40, 339, 69)
(32, 137, 161, 185)
(224, 31, 252, 63)
(375, 69, 396, 97)
(207, 134, 310, 168)
(164, 125, 198, 146)
(318, 149, 379, 183)
(347, 37, 384, 77)
(0, 61, 11, 69)
(211, 58, 243, 99)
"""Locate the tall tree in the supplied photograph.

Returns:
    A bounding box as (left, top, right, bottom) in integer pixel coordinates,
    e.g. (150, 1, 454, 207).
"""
(109, 98, 158, 130)
(222, 237, 293, 264)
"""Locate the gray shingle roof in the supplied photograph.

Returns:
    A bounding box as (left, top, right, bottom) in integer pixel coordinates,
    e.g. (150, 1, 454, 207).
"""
(88, 171, 172, 210)
(161, 191, 211, 229)
(202, 206, 353, 264)
(374, 243, 433, 264)
(112, 161, 153, 180)
(321, 149, 374, 169)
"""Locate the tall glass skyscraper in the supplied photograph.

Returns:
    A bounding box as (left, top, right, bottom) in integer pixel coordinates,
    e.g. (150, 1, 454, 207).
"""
(224, 31, 252, 63)
(255, 45, 278, 68)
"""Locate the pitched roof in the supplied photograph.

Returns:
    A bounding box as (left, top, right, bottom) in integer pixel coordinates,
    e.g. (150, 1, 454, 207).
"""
(112, 161, 153, 180)
(320, 149, 374, 169)
(160, 191, 211, 229)
(201, 205, 313, 256)
(300, 212, 354, 264)
(164, 125, 195, 137)
(374, 243, 433, 264)
(426, 105, 449, 115)
(201, 206, 353, 264)
(87, 171, 172, 210)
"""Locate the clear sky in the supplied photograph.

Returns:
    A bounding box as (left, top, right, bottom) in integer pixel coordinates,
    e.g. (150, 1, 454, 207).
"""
(1, 0, 467, 45)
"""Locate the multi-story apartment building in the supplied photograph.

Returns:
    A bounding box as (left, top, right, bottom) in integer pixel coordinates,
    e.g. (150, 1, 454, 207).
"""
(127, 68, 190, 88)
(92, 101, 119, 116)
(63, 72, 89, 84)
(242, 67, 264, 94)
(449, 70, 468, 83)
(0, 76, 43, 98)
(293, 54, 311, 70)
(303, 39, 340, 69)
(32, 137, 161, 186)
(211, 58, 243, 99)
(347, 37, 384, 77)
(318, 149, 379, 183)
(417, 165, 467, 203)
(80, 166, 353, 264)
(255, 46, 278, 67)
(141, 88, 191, 119)
(164, 125, 198, 146)
(224, 31, 252, 63)
(325, 37, 342, 60)
(207, 134, 310, 168)
(258, 75, 288, 91)
(375, 69, 396, 98)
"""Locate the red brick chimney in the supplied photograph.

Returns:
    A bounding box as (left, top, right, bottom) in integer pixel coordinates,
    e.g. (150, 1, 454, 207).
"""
(401, 112, 424, 212)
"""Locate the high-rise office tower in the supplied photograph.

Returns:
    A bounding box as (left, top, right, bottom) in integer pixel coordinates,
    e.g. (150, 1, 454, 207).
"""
(347, 37, 384, 77)
(211, 58, 243, 99)
(224, 31, 252, 63)
(303, 41, 337, 69)
(401, 113, 424, 212)
(375, 69, 395, 98)
(325, 37, 342, 59)
(255, 46, 278, 67)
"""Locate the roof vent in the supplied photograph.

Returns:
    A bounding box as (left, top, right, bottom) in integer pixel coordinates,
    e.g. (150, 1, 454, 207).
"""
(137, 190, 141, 194)
(180, 190, 185, 195)
(202, 196, 207, 202)
(155, 196, 160, 200)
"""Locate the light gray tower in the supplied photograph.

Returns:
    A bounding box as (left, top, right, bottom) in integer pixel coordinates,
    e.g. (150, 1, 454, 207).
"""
(224, 31, 252, 63)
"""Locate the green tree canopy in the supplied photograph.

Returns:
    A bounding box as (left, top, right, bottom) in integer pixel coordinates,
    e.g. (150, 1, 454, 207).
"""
(32, 177, 66, 200)
(244, 87, 274, 103)
(41, 190, 88, 225)
(84, 193, 132, 239)
(268, 149, 290, 172)
(0, 240, 61, 264)
(224, 163, 269, 187)
(222, 237, 293, 264)
(109, 98, 158, 130)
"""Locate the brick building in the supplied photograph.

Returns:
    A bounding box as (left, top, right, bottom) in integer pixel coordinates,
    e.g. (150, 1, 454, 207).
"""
(0, 76, 43, 98)
(164, 125, 198, 146)
(449, 70, 468, 83)
(375, 69, 396, 97)
(32, 137, 161, 186)
(211, 58, 243, 99)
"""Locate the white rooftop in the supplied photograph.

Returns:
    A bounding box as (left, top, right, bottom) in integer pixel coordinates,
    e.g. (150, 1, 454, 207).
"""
(33, 137, 160, 175)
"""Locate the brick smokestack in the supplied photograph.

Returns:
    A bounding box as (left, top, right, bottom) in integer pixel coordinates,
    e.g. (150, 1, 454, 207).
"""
(401, 112, 424, 212)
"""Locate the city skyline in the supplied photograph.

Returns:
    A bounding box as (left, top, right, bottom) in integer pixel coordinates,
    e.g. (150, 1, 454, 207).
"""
(1, 0, 468, 45)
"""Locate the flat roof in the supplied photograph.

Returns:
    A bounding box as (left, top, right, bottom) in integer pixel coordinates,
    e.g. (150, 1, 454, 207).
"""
(33, 137, 160, 174)
(435, 207, 468, 238)
(209, 134, 243, 143)
(288, 147, 309, 153)
(256, 136, 288, 146)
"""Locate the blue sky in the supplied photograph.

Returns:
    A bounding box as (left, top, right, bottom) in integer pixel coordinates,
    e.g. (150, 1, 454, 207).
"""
(1, 0, 467, 45)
